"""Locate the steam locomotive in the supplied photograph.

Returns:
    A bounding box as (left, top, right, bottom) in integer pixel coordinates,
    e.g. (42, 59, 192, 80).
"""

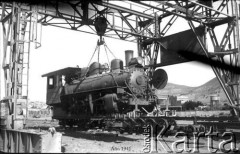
(42, 50, 168, 128)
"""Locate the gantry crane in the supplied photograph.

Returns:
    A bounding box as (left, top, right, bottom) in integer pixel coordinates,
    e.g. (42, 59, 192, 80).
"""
(0, 0, 240, 129)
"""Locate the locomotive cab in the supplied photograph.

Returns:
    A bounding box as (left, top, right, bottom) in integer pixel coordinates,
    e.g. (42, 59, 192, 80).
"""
(42, 67, 80, 105)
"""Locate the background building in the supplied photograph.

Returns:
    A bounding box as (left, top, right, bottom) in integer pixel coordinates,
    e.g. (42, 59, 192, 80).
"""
(177, 95, 189, 104)
(157, 95, 182, 111)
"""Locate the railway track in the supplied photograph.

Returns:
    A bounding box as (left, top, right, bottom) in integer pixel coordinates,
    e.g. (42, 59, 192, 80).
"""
(24, 115, 240, 137)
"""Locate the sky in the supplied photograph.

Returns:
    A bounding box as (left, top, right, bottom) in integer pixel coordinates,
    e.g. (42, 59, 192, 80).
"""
(26, 25, 215, 102)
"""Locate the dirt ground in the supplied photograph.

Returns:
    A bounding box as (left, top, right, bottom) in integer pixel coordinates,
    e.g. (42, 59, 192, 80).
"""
(25, 119, 240, 153)
(59, 129, 240, 153)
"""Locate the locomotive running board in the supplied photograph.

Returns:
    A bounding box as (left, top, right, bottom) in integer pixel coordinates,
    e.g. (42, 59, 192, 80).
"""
(0, 128, 62, 153)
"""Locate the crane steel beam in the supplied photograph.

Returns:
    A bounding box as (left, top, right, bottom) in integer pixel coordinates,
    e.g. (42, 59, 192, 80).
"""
(1, 1, 233, 41)
(133, 1, 202, 23)
(94, 1, 153, 19)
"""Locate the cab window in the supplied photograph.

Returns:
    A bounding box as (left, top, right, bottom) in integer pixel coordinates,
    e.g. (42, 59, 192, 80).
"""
(48, 76, 55, 89)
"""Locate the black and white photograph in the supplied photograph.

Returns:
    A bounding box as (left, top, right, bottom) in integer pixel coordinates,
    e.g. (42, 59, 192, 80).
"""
(0, 0, 240, 153)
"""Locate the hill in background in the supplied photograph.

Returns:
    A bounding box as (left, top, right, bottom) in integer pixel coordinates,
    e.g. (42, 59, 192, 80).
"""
(156, 77, 230, 105)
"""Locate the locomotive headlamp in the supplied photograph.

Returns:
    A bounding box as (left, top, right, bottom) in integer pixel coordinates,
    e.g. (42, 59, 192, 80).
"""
(151, 69, 168, 90)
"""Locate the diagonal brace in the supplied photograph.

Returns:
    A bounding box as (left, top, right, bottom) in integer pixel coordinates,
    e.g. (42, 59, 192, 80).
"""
(188, 20, 239, 117)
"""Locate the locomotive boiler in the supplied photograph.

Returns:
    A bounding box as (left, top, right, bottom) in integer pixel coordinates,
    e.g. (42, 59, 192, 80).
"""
(42, 50, 168, 128)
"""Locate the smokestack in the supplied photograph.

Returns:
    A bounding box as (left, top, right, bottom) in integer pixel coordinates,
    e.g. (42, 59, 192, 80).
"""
(125, 50, 133, 66)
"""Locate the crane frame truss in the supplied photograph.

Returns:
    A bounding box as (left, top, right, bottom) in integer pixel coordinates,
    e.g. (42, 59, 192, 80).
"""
(0, 0, 240, 129)
(0, 2, 40, 128)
